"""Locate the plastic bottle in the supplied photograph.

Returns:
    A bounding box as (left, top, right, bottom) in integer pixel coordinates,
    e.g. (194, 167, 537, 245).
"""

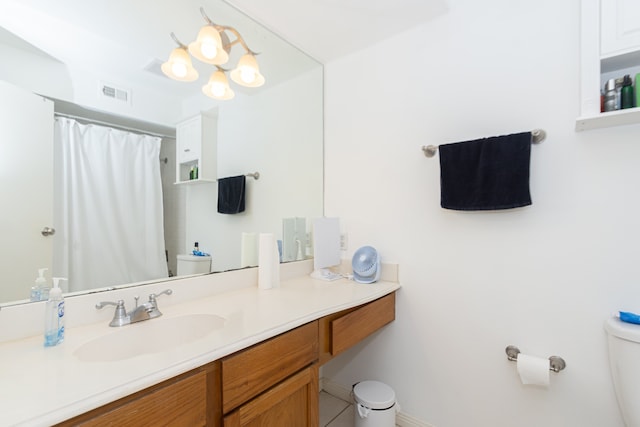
(636, 73, 640, 109)
(621, 74, 634, 109)
(30, 268, 49, 302)
(44, 277, 67, 347)
(616, 77, 624, 109)
(604, 79, 617, 112)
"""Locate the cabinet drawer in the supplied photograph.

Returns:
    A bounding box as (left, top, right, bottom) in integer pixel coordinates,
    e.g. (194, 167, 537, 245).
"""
(320, 292, 395, 364)
(221, 321, 318, 413)
(71, 370, 208, 427)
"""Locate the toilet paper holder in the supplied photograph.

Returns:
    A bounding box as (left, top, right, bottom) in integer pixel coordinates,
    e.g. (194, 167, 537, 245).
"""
(505, 345, 566, 373)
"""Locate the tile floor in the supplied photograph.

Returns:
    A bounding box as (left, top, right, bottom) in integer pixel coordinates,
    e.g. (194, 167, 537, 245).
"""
(320, 391, 354, 427)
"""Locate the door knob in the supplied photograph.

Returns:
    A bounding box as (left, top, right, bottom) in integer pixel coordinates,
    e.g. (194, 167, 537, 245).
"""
(41, 227, 56, 236)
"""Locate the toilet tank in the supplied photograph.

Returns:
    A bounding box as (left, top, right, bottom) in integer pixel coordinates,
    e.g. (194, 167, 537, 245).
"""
(604, 317, 640, 427)
(177, 254, 212, 276)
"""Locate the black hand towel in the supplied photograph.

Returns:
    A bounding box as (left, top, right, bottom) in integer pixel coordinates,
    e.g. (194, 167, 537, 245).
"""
(217, 175, 246, 214)
(439, 132, 532, 211)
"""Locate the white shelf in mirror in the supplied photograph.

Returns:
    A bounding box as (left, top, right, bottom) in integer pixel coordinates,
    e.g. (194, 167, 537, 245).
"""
(174, 178, 217, 186)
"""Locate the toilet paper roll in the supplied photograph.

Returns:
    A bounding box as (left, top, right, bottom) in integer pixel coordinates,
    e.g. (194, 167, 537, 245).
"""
(517, 354, 550, 386)
(258, 233, 280, 289)
(241, 232, 258, 267)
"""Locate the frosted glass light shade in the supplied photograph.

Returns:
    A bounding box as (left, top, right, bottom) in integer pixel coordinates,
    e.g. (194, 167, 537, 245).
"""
(161, 47, 199, 82)
(188, 25, 229, 65)
(230, 53, 265, 88)
(202, 70, 235, 100)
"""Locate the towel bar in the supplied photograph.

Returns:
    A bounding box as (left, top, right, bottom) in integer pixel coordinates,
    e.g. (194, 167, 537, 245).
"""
(246, 172, 260, 180)
(505, 345, 566, 373)
(421, 129, 546, 158)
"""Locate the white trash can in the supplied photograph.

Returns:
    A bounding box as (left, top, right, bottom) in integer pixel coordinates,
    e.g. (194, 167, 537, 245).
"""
(353, 380, 396, 427)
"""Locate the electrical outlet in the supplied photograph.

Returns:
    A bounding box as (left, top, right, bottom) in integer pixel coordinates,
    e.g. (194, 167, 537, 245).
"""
(340, 233, 348, 251)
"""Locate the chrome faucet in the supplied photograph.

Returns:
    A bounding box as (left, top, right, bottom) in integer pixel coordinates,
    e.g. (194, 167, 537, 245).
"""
(96, 289, 173, 327)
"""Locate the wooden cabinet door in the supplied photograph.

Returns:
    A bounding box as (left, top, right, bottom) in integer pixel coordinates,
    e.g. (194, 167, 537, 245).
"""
(223, 364, 319, 427)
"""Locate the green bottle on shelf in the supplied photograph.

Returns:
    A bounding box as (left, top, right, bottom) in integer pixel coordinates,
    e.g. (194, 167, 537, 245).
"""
(621, 74, 634, 109)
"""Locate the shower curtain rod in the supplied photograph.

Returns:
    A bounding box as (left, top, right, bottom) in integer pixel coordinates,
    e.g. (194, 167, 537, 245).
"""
(54, 112, 176, 139)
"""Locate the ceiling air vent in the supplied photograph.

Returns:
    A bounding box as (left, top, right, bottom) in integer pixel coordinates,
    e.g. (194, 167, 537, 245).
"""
(98, 81, 131, 105)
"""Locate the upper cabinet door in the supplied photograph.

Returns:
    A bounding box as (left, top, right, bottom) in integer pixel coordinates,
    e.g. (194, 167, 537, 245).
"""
(601, 0, 640, 57)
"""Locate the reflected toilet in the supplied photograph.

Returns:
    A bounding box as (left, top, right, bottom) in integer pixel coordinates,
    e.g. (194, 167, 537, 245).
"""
(604, 316, 640, 427)
(177, 254, 212, 276)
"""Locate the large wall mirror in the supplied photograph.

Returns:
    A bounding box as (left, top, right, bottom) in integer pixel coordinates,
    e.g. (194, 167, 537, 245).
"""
(0, 0, 323, 307)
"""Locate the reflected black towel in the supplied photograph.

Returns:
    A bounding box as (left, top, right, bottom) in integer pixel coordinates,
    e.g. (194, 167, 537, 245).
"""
(439, 132, 532, 211)
(217, 175, 246, 214)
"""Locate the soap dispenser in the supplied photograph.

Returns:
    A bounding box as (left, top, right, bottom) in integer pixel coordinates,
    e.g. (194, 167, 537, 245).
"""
(30, 268, 49, 302)
(44, 277, 67, 347)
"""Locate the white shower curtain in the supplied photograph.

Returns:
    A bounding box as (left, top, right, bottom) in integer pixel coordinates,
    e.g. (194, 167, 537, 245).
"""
(53, 117, 168, 292)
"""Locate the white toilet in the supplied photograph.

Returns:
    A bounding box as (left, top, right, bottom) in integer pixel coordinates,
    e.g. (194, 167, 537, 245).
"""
(604, 316, 640, 427)
(176, 254, 212, 276)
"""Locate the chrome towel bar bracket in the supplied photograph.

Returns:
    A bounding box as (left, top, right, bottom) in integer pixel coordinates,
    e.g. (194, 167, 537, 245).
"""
(505, 345, 566, 373)
(421, 129, 546, 158)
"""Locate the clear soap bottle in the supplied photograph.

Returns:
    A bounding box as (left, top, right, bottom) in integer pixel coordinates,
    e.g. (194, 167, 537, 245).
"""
(30, 268, 49, 302)
(44, 278, 67, 347)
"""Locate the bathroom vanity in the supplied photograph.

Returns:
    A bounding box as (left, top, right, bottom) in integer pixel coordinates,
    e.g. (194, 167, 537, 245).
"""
(0, 261, 399, 426)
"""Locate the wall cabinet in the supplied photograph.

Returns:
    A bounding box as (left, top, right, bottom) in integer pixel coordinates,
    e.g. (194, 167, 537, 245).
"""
(57, 292, 396, 427)
(600, 0, 640, 58)
(175, 113, 217, 184)
(577, 0, 640, 131)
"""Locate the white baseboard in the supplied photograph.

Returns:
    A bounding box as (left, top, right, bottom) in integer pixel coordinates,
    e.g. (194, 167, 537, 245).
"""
(320, 377, 434, 427)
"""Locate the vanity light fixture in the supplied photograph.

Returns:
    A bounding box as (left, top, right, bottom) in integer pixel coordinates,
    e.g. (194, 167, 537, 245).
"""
(161, 7, 265, 101)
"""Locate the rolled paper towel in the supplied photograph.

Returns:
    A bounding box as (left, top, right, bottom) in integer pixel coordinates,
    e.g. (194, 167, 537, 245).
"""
(241, 232, 258, 267)
(517, 353, 550, 386)
(258, 233, 280, 289)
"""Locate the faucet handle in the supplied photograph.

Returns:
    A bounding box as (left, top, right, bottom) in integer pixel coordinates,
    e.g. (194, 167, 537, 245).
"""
(95, 299, 125, 310)
(148, 289, 173, 304)
(147, 289, 172, 319)
(95, 300, 129, 327)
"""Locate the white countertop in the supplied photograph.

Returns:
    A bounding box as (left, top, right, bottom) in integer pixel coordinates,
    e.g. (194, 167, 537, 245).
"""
(0, 269, 399, 426)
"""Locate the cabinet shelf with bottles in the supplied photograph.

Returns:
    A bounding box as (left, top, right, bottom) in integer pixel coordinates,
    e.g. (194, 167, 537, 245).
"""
(577, 0, 640, 131)
(175, 112, 217, 185)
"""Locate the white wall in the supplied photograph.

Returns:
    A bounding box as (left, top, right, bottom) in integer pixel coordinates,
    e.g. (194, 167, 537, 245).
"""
(321, 0, 637, 426)
(185, 68, 324, 272)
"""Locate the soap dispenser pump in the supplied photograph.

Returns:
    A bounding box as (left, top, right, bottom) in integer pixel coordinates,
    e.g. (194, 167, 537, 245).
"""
(44, 277, 67, 347)
(30, 268, 49, 302)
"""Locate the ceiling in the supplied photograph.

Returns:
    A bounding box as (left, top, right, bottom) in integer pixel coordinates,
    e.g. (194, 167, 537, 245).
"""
(224, 0, 449, 62)
(0, 0, 447, 101)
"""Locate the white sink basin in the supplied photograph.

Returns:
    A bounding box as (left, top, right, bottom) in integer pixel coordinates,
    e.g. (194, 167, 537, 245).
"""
(74, 313, 226, 362)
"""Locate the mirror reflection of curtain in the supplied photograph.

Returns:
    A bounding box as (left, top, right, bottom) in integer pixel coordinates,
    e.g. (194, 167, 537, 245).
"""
(53, 117, 168, 292)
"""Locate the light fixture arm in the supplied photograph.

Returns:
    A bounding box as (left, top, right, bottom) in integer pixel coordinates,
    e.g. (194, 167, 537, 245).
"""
(199, 7, 259, 56)
(170, 32, 187, 49)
